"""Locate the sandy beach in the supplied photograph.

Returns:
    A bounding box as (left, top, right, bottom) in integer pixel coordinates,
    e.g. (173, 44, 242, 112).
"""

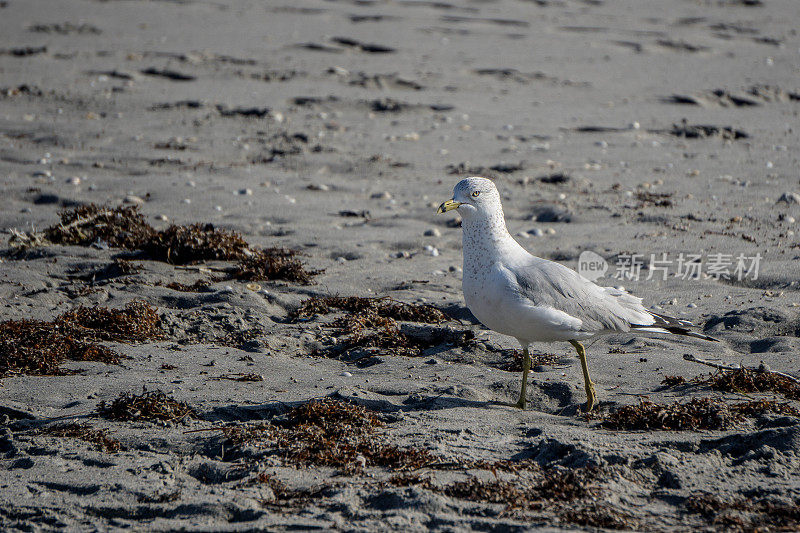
(1, 0, 800, 530)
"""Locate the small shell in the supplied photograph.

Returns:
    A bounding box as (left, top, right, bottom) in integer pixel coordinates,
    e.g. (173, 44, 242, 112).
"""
(246, 283, 261, 291)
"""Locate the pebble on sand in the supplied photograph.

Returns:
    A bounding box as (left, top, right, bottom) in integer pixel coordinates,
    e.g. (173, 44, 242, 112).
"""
(124, 195, 145, 204)
(777, 192, 800, 205)
(424, 228, 441, 237)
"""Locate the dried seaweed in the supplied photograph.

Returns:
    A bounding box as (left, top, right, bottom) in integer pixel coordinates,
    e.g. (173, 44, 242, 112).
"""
(325, 317, 474, 360)
(661, 375, 687, 387)
(500, 350, 559, 372)
(211, 373, 264, 382)
(142, 223, 250, 264)
(0, 319, 121, 377)
(233, 248, 319, 284)
(15, 203, 319, 283)
(293, 296, 468, 359)
(441, 466, 600, 510)
(34, 423, 122, 453)
(667, 123, 749, 140)
(601, 398, 743, 431)
(293, 296, 449, 324)
(443, 478, 534, 508)
(730, 399, 800, 418)
(388, 472, 435, 489)
(701, 368, 800, 401)
(685, 493, 800, 532)
(44, 204, 154, 249)
(97, 390, 198, 424)
(219, 398, 433, 473)
(56, 301, 162, 343)
(635, 191, 673, 207)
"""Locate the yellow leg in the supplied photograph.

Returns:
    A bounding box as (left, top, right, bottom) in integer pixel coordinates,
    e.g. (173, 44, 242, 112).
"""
(569, 340, 596, 412)
(514, 347, 531, 410)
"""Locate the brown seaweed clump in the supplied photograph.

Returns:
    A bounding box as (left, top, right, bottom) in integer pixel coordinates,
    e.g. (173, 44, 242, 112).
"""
(22, 204, 319, 283)
(391, 465, 627, 528)
(292, 296, 470, 360)
(233, 248, 320, 284)
(684, 493, 800, 532)
(601, 398, 743, 431)
(0, 319, 121, 377)
(701, 368, 800, 401)
(730, 399, 800, 418)
(34, 423, 123, 453)
(44, 204, 155, 249)
(661, 375, 687, 387)
(603, 397, 799, 431)
(293, 296, 449, 324)
(0, 302, 163, 377)
(211, 373, 264, 382)
(97, 390, 198, 424)
(500, 350, 559, 372)
(388, 472, 436, 489)
(440, 466, 602, 511)
(443, 478, 534, 508)
(56, 301, 162, 342)
(142, 223, 250, 264)
(221, 398, 434, 473)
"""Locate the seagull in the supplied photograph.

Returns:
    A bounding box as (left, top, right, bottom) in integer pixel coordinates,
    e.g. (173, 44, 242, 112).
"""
(437, 177, 717, 411)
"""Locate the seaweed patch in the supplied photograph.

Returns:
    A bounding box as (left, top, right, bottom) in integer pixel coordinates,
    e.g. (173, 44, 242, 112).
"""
(0, 302, 160, 377)
(292, 296, 470, 360)
(34, 423, 123, 453)
(218, 398, 434, 473)
(97, 390, 198, 425)
(293, 296, 449, 323)
(10, 204, 319, 284)
(684, 493, 800, 531)
(601, 398, 743, 431)
(57, 301, 162, 343)
(700, 368, 800, 401)
(0, 319, 121, 376)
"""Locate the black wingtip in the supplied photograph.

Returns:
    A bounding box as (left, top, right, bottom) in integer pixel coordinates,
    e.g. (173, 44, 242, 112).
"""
(662, 326, 719, 342)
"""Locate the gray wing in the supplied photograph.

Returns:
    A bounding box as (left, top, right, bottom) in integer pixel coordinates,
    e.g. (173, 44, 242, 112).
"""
(509, 257, 654, 333)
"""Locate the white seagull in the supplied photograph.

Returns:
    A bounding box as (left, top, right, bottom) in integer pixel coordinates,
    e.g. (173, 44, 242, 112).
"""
(437, 177, 717, 411)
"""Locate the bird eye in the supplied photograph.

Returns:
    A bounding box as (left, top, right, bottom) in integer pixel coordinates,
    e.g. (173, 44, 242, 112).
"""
(471, 191, 481, 197)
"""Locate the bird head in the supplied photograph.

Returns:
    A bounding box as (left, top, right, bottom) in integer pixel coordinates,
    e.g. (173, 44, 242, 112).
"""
(436, 177, 502, 222)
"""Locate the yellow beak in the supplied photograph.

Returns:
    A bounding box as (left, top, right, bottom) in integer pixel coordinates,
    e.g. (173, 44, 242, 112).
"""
(436, 199, 462, 214)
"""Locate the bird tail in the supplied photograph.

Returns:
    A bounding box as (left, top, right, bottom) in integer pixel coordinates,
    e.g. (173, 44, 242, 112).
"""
(630, 312, 719, 342)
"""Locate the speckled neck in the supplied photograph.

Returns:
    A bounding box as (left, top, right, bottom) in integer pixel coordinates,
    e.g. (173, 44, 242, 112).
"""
(461, 208, 515, 273)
